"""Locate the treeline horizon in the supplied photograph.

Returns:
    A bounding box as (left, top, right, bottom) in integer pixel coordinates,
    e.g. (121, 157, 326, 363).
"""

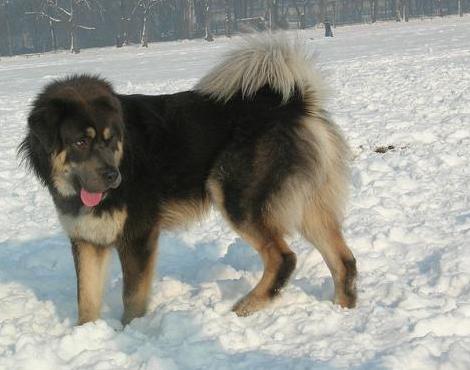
(0, 0, 467, 57)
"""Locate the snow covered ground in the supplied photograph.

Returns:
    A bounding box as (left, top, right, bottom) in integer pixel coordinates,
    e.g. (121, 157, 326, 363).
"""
(1, 16, 470, 370)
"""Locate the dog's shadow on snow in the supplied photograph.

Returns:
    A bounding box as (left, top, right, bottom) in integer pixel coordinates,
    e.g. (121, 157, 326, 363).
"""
(0, 235, 339, 369)
(0, 232, 335, 323)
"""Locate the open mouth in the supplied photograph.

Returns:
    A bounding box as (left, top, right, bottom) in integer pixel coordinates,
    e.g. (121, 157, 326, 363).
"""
(80, 188, 105, 208)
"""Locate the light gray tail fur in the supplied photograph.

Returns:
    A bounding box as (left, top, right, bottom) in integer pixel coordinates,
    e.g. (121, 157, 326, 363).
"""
(195, 34, 326, 105)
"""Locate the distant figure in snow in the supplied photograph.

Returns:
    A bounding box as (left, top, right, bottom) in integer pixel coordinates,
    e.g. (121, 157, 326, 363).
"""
(324, 21, 333, 37)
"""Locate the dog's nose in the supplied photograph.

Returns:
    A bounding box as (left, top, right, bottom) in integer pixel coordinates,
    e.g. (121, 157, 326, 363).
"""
(102, 168, 120, 187)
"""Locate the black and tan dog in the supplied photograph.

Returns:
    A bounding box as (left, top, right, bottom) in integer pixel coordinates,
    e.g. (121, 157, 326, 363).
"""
(19, 36, 357, 325)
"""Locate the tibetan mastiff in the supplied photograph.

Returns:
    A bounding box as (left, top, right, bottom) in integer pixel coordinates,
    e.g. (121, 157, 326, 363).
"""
(19, 36, 357, 325)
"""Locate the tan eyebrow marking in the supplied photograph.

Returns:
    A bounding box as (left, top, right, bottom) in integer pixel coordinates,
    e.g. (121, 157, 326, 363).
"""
(86, 127, 96, 139)
(103, 127, 111, 140)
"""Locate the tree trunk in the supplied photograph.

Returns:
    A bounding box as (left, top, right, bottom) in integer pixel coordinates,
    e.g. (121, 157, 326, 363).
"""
(458, 0, 463, 16)
(69, 1, 80, 53)
(118, 0, 130, 47)
(395, 0, 402, 21)
(267, 0, 280, 30)
(332, 1, 336, 27)
(50, 20, 57, 51)
(141, 15, 149, 47)
(248, 0, 253, 17)
(70, 23, 81, 54)
(70, 27, 80, 53)
(319, 0, 326, 22)
(205, 0, 213, 41)
(224, 0, 232, 37)
(371, 0, 378, 22)
(292, 1, 305, 29)
(184, 0, 193, 39)
(178, 0, 192, 39)
(4, 2, 13, 56)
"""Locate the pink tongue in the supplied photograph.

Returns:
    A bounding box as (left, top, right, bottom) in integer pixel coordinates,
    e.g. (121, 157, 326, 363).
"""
(80, 188, 103, 207)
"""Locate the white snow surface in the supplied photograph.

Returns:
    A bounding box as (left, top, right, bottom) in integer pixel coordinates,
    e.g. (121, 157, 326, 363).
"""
(1, 16, 470, 370)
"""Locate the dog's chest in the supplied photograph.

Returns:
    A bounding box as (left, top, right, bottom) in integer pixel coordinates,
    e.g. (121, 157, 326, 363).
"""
(57, 207, 127, 246)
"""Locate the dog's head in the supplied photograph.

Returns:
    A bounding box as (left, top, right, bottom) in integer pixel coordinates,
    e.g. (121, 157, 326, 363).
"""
(27, 75, 124, 207)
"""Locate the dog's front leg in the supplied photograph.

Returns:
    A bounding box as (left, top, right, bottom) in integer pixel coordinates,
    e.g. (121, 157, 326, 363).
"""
(71, 240, 111, 325)
(117, 228, 159, 325)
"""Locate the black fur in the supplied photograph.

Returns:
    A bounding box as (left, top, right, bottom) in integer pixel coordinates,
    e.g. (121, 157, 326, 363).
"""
(19, 76, 307, 239)
(268, 252, 298, 298)
(342, 257, 357, 304)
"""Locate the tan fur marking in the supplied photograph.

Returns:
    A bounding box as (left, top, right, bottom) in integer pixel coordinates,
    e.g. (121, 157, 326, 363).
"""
(58, 207, 127, 246)
(86, 127, 96, 139)
(51, 150, 75, 196)
(103, 127, 111, 140)
(73, 241, 111, 324)
(207, 178, 234, 223)
(301, 204, 356, 308)
(114, 141, 124, 164)
(207, 178, 223, 205)
(160, 198, 210, 230)
(232, 232, 294, 316)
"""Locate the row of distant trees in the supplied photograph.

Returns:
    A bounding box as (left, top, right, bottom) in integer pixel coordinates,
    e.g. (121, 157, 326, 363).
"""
(0, 0, 468, 56)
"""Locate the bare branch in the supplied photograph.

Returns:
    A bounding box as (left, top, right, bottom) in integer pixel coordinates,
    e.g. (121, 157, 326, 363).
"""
(77, 24, 96, 30)
(25, 11, 63, 23)
(80, 0, 93, 10)
(148, 0, 162, 11)
(55, 6, 71, 17)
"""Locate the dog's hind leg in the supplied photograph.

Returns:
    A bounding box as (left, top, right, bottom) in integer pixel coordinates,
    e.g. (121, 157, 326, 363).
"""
(301, 199, 357, 308)
(231, 230, 297, 317)
(207, 179, 296, 317)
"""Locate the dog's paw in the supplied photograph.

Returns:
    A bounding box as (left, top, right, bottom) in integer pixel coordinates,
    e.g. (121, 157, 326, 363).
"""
(334, 288, 357, 309)
(232, 294, 269, 317)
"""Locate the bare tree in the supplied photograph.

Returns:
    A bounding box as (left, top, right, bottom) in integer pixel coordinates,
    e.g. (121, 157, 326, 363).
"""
(266, 0, 281, 29)
(319, 0, 326, 22)
(176, 0, 193, 39)
(4, 0, 468, 57)
(26, 8, 58, 51)
(395, 0, 402, 21)
(204, 0, 213, 41)
(0, 0, 13, 55)
(291, 0, 306, 29)
(370, 0, 378, 22)
(224, 0, 233, 37)
(331, 0, 337, 27)
(437, 0, 443, 16)
(117, 0, 133, 47)
(402, 0, 409, 21)
(26, 0, 102, 54)
(132, 0, 161, 47)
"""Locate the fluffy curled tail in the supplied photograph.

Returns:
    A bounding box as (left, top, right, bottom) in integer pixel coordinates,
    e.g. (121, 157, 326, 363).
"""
(195, 34, 325, 105)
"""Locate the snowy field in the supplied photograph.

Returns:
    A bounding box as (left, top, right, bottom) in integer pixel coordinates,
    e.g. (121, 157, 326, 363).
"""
(1, 16, 470, 370)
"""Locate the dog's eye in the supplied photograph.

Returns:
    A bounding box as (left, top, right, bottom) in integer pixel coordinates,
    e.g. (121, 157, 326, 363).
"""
(74, 138, 89, 149)
(104, 135, 114, 145)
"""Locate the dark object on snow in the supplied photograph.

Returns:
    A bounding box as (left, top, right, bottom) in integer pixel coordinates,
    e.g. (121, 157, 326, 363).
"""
(325, 21, 333, 37)
(375, 145, 395, 153)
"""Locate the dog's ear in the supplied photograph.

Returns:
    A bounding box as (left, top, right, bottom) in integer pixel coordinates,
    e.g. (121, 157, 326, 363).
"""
(28, 98, 68, 153)
(28, 107, 56, 154)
